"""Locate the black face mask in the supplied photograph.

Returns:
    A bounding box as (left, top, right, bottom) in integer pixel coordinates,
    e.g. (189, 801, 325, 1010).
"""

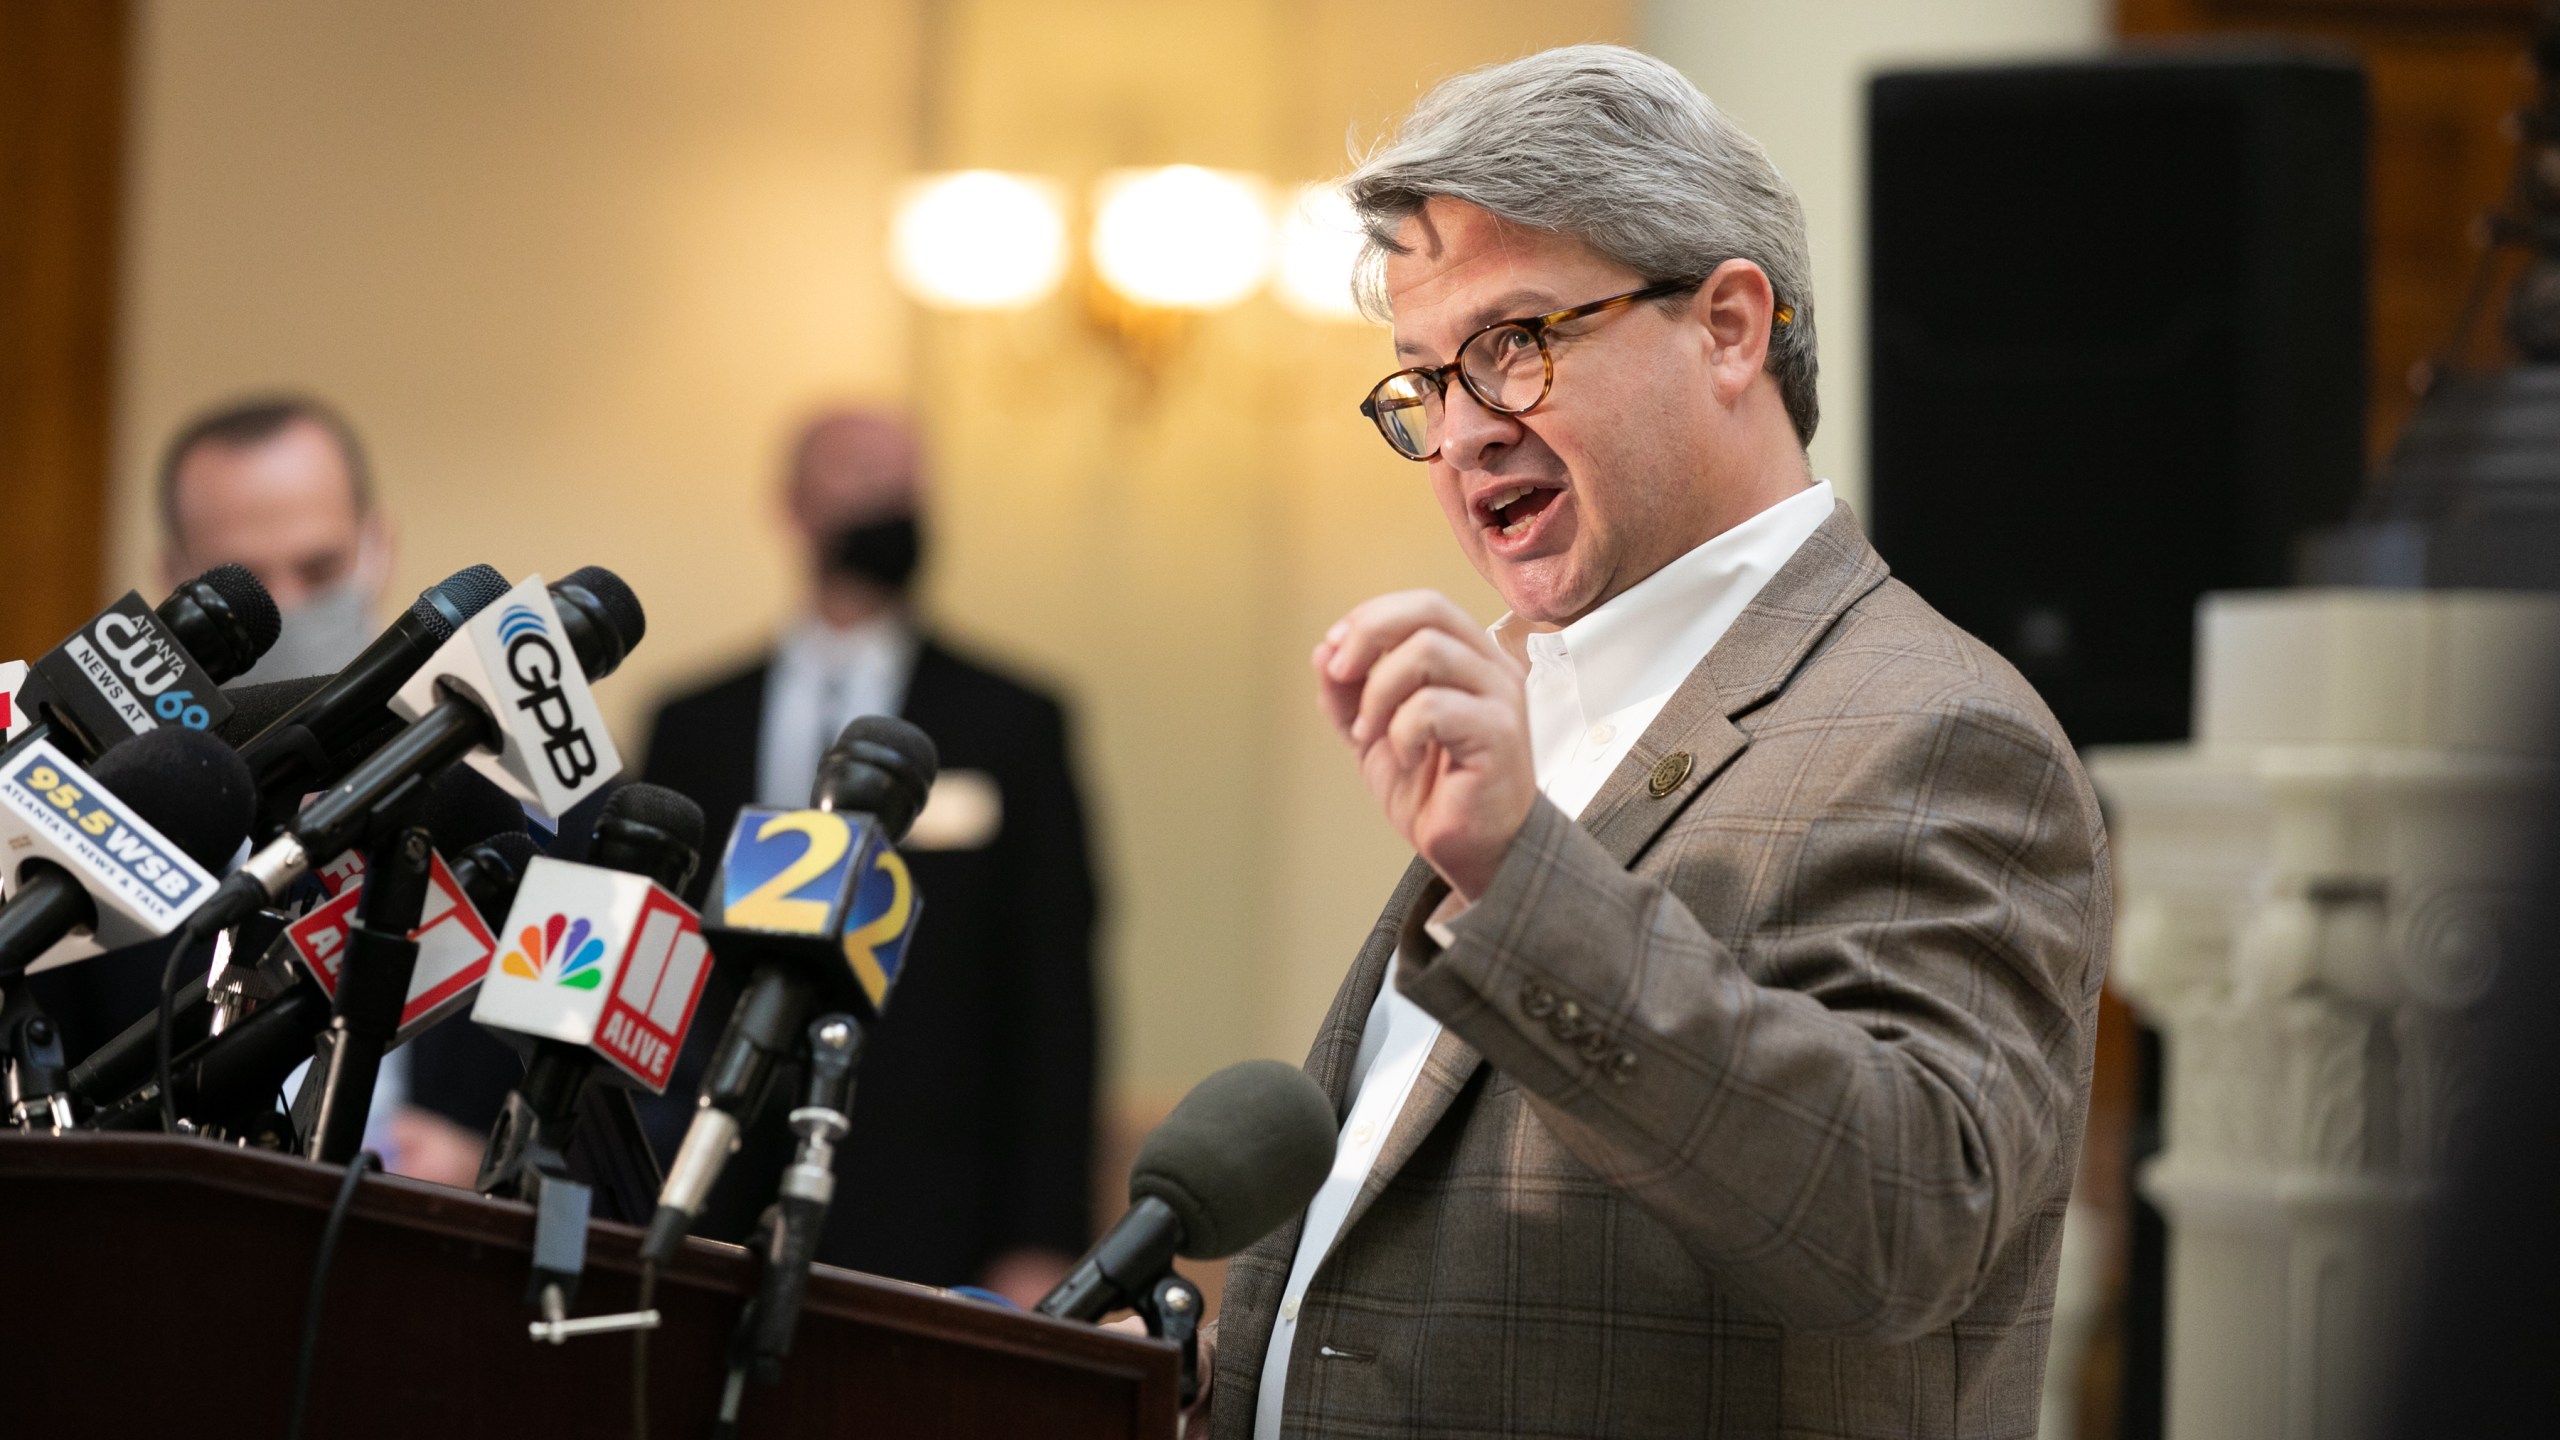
(828, 513, 924, 592)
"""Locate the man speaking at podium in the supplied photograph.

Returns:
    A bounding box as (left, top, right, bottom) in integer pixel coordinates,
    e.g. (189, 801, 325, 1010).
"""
(1210, 47, 2112, 1440)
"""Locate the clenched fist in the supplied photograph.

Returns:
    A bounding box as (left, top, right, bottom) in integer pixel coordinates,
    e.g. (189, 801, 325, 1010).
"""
(1314, 590, 1536, 902)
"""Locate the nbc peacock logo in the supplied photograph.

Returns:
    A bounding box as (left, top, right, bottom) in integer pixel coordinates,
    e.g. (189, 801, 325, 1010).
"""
(501, 913, 606, 990)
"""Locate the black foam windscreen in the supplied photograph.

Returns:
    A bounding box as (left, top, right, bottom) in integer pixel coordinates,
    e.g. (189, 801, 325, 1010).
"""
(813, 714, 938, 840)
(556, 565, 646, 653)
(597, 781, 703, 852)
(189, 563, 282, 659)
(587, 782, 704, 894)
(1129, 1059, 1337, 1260)
(86, 726, 259, 872)
(412, 563, 512, 644)
(212, 674, 333, 747)
(422, 767, 529, 852)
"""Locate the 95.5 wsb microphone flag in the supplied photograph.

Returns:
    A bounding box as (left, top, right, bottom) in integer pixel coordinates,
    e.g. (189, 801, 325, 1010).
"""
(703, 805, 920, 1021)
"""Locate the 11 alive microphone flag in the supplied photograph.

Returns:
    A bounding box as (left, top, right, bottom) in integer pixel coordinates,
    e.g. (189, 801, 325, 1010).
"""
(389, 575, 621, 823)
(281, 851, 501, 1044)
(0, 738, 219, 971)
(471, 855, 713, 1091)
(705, 805, 920, 1020)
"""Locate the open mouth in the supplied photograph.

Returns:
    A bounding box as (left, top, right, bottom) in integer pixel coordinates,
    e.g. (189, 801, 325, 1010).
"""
(1476, 482, 1564, 539)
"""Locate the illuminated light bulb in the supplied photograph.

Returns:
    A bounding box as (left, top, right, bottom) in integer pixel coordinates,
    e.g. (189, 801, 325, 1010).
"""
(1090, 166, 1274, 311)
(890, 171, 1069, 311)
(1275, 183, 1372, 322)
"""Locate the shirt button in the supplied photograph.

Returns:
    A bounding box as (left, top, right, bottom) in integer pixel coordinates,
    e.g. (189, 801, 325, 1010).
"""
(1281, 1298, 1300, 1322)
(1349, 1119, 1376, 1147)
(1586, 723, 1615, 751)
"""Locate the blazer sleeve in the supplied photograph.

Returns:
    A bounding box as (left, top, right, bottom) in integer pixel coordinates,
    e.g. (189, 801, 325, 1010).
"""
(987, 696, 1102, 1258)
(1395, 694, 2109, 1343)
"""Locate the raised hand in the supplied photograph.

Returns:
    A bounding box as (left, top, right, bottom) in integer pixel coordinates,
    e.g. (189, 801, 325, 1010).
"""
(1313, 590, 1536, 901)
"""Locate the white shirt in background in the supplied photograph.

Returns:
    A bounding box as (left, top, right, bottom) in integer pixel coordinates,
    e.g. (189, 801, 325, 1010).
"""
(1254, 481, 1837, 1438)
(756, 612, 920, 809)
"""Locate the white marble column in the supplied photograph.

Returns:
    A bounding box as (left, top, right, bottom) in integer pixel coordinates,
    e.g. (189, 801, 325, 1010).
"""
(2088, 590, 2560, 1440)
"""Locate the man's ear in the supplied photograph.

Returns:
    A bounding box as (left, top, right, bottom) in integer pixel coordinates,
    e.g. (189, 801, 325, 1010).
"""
(1691, 257, 1777, 405)
(359, 513, 398, 606)
(157, 544, 186, 595)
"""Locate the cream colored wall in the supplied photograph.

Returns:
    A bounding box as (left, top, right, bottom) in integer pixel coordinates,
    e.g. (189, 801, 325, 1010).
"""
(1641, 0, 2108, 516)
(112, 0, 921, 750)
(113, 0, 1628, 1107)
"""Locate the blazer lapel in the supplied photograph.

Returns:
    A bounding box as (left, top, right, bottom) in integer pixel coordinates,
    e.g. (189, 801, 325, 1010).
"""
(1322, 503, 1892, 1248)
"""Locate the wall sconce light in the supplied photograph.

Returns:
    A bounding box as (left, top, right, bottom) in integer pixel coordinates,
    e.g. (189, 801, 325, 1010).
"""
(1090, 166, 1275, 311)
(1274, 182, 1369, 323)
(890, 170, 1069, 310)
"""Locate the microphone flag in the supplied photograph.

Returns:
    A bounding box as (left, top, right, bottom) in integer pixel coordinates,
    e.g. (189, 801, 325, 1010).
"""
(0, 738, 219, 971)
(703, 805, 919, 1021)
(282, 850, 501, 1044)
(388, 575, 622, 822)
(472, 855, 713, 1092)
(25, 590, 237, 747)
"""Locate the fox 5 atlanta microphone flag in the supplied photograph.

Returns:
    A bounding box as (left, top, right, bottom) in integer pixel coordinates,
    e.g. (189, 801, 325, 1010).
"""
(389, 574, 621, 823)
(0, 738, 219, 970)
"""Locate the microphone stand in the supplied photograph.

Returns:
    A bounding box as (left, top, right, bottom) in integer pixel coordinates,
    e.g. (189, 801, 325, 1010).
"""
(306, 822, 432, 1164)
(711, 1013, 861, 1438)
(1, 983, 72, 1133)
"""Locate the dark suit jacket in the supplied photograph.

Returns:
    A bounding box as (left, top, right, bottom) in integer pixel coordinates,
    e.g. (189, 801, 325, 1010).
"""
(632, 635, 1100, 1285)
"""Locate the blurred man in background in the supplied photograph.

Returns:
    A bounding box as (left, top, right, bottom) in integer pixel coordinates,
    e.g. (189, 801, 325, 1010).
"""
(43, 394, 480, 1177)
(638, 406, 1101, 1306)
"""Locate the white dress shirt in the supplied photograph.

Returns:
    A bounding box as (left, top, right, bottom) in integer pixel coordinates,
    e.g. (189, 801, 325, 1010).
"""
(1254, 481, 1836, 1437)
(756, 612, 920, 809)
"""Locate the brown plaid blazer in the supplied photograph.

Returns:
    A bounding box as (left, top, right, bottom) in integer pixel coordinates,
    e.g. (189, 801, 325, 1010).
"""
(1209, 504, 2112, 1439)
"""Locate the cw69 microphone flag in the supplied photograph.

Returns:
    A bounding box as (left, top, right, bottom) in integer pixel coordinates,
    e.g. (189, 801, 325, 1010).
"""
(704, 804, 920, 1021)
(0, 738, 220, 972)
(472, 855, 713, 1092)
(389, 574, 622, 823)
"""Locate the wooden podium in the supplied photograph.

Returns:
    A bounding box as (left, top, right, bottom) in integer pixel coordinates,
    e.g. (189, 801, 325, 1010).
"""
(0, 1133, 1175, 1438)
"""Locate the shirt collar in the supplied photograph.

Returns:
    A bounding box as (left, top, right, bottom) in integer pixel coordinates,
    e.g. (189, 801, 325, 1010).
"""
(1491, 480, 1835, 722)
(777, 609, 914, 675)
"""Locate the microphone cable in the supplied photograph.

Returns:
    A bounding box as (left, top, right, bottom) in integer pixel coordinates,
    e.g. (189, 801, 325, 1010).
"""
(284, 1146, 381, 1440)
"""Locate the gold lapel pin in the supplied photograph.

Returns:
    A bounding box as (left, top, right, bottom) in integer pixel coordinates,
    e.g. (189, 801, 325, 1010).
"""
(1647, 751, 1693, 797)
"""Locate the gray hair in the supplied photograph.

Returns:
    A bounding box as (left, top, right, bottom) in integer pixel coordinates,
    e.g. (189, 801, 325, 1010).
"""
(1344, 44, 1818, 446)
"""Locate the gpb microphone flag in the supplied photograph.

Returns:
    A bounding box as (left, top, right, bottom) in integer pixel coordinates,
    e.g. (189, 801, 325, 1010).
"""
(473, 855, 713, 1092)
(0, 738, 222, 972)
(389, 574, 622, 822)
(704, 804, 919, 1020)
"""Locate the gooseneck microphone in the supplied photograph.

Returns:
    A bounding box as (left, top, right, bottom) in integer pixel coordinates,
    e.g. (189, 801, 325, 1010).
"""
(474, 783, 709, 1209)
(6, 564, 281, 766)
(638, 715, 937, 1267)
(232, 564, 511, 820)
(189, 567, 643, 940)
(0, 727, 259, 1129)
(1038, 1059, 1337, 1322)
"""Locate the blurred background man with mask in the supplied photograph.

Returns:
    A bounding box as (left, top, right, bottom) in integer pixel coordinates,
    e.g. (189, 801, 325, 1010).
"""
(637, 406, 1103, 1306)
(42, 395, 453, 1173)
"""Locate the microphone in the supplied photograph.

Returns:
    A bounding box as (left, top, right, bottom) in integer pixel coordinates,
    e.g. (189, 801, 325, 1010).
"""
(8, 565, 281, 764)
(1037, 1059, 1337, 1323)
(637, 715, 936, 1266)
(473, 785, 710, 1218)
(0, 728, 258, 1129)
(187, 567, 643, 940)
(232, 563, 511, 822)
(78, 829, 545, 1133)
(0, 727, 258, 977)
(277, 767, 531, 1042)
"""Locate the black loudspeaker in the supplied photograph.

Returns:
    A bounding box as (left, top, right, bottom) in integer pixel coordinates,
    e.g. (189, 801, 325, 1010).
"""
(1867, 53, 2367, 745)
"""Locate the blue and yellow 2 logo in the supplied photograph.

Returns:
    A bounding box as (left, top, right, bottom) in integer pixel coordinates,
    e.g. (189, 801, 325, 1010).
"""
(718, 807, 917, 1010)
